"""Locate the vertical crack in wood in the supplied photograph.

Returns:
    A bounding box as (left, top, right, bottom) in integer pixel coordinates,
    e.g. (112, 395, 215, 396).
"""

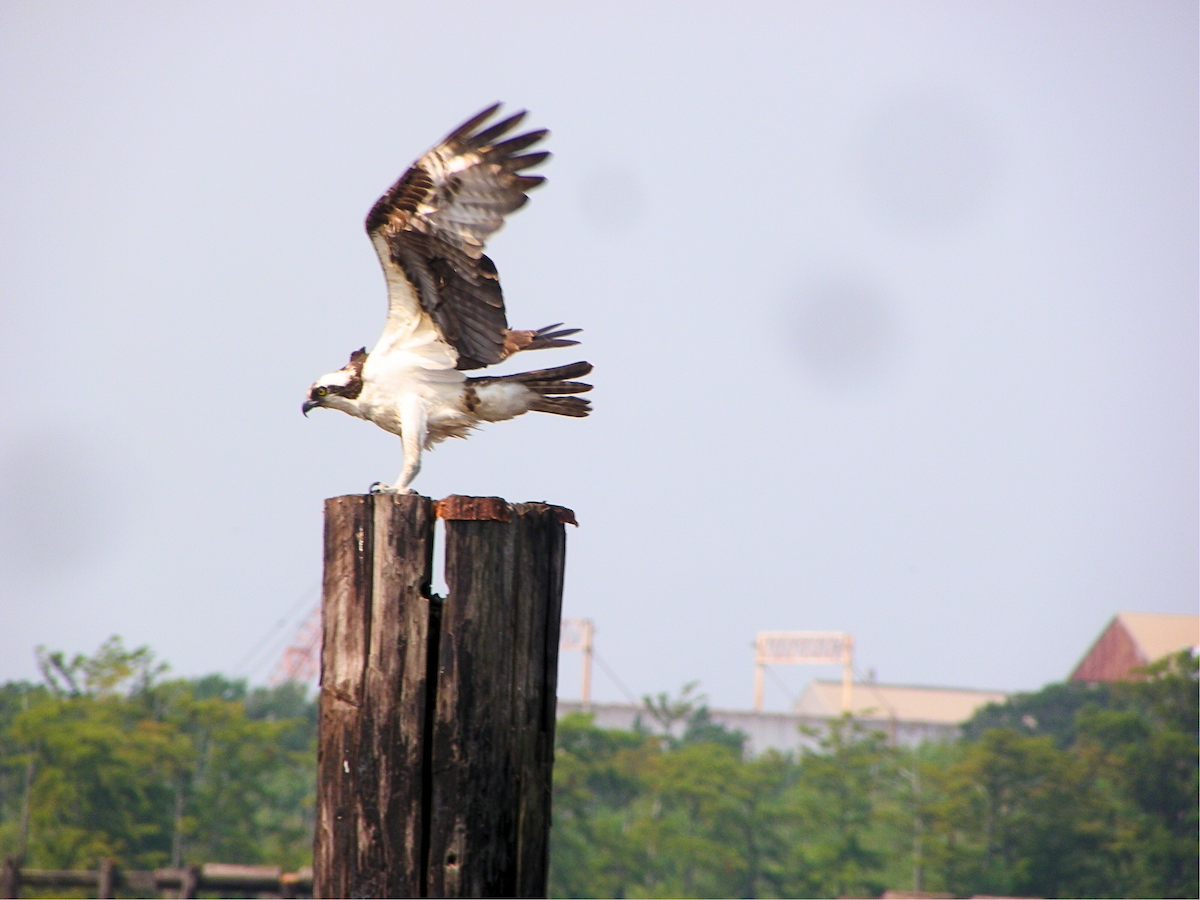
(356, 495, 378, 899)
(419, 590, 442, 898)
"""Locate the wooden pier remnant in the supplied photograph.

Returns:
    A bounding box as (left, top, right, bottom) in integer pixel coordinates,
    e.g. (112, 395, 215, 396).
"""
(313, 494, 572, 899)
(0, 860, 310, 899)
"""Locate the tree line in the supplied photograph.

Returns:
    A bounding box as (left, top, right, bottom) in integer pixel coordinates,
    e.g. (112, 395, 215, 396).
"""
(0, 639, 315, 873)
(0, 638, 1194, 898)
(549, 656, 1197, 898)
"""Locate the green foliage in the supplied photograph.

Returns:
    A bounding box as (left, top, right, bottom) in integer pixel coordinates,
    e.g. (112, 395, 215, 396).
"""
(2, 644, 1196, 898)
(1072, 651, 1199, 897)
(551, 666, 1199, 898)
(921, 727, 1115, 897)
(549, 692, 914, 898)
(0, 637, 316, 873)
(636, 682, 747, 754)
(961, 679, 1116, 747)
(787, 720, 898, 898)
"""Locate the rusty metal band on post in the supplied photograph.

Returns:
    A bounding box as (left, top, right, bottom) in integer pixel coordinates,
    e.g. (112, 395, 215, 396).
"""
(435, 494, 577, 526)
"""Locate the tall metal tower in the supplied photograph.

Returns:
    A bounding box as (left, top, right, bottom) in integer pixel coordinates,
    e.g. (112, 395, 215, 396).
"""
(270, 603, 322, 686)
(271, 608, 597, 697)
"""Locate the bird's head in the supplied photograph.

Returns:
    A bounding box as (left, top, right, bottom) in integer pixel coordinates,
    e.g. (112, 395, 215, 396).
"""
(303, 348, 368, 416)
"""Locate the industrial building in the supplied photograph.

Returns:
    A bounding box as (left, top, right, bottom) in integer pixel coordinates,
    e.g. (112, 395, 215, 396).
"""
(557, 610, 1198, 755)
(558, 680, 1009, 755)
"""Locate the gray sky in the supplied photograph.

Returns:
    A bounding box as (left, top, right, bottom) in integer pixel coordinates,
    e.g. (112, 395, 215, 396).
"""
(1, 1, 1196, 711)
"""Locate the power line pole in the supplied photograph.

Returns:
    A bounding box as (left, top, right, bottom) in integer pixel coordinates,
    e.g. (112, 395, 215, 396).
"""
(560, 618, 595, 704)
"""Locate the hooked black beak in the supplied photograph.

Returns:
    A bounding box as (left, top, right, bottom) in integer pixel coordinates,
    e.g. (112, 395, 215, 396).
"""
(302, 399, 318, 417)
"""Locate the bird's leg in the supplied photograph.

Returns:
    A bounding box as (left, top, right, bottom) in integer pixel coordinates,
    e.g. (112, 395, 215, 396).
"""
(392, 434, 422, 493)
(374, 402, 426, 494)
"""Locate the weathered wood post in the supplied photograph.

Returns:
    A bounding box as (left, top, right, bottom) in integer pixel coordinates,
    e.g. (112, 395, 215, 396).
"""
(313, 494, 570, 899)
(96, 859, 115, 899)
(0, 858, 18, 900)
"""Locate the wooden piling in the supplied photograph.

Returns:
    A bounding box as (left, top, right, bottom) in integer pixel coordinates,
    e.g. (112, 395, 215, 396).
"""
(0, 861, 309, 898)
(96, 859, 115, 899)
(313, 494, 570, 899)
(1, 858, 18, 900)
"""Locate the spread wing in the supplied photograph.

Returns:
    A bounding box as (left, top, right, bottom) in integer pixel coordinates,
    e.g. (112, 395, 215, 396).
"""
(365, 104, 549, 370)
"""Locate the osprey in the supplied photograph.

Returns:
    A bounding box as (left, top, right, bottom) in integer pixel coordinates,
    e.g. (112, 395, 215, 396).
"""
(303, 104, 592, 493)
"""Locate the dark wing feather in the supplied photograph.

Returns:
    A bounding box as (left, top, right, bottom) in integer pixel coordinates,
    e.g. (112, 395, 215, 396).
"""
(366, 104, 550, 369)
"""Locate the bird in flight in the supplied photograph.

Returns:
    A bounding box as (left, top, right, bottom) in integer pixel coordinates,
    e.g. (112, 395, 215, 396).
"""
(303, 105, 592, 493)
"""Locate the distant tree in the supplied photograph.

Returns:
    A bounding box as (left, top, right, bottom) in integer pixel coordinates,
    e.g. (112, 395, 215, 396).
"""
(549, 666, 1200, 899)
(0, 637, 316, 872)
(550, 694, 902, 899)
(680, 706, 747, 755)
(628, 741, 745, 896)
(549, 711, 653, 898)
(638, 682, 747, 754)
(36, 636, 167, 699)
(550, 693, 768, 899)
(962, 679, 1116, 747)
(638, 680, 704, 742)
(783, 719, 898, 899)
(0, 681, 49, 859)
(924, 727, 1117, 898)
(7, 647, 1192, 898)
(936, 650, 1198, 899)
(1073, 651, 1199, 898)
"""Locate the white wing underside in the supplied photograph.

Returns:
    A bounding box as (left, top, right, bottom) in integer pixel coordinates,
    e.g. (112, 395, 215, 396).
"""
(365, 107, 548, 372)
(368, 232, 459, 372)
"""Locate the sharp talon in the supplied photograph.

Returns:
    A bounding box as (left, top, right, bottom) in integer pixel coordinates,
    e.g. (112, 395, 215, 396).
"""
(369, 482, 386, 494)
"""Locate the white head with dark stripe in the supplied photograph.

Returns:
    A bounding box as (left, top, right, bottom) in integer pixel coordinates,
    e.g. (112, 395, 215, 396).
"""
(302, 348, 367, 416)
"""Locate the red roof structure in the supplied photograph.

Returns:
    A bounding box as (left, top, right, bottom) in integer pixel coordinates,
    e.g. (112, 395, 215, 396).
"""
(1069, 612, 1199, 682)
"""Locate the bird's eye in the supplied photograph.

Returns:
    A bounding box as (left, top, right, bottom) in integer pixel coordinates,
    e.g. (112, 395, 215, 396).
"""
(315, 387, 329, 398)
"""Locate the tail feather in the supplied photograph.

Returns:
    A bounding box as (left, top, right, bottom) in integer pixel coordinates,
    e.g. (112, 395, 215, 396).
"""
(526, 380, 592, 394)
(527, 323, 582, 350)
(468, 361, 594, 418)
(530, 396, 591, 417)
(470, 361, 594, 386)
(502, 323, 583, 358)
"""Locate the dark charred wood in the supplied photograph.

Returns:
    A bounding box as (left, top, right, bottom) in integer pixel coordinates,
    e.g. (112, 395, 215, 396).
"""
(314, 494, 567, 898)
(314, 494, 436, 899)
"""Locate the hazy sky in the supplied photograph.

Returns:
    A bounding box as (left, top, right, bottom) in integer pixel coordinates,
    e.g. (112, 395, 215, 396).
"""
(1, 2, 1196, 711)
